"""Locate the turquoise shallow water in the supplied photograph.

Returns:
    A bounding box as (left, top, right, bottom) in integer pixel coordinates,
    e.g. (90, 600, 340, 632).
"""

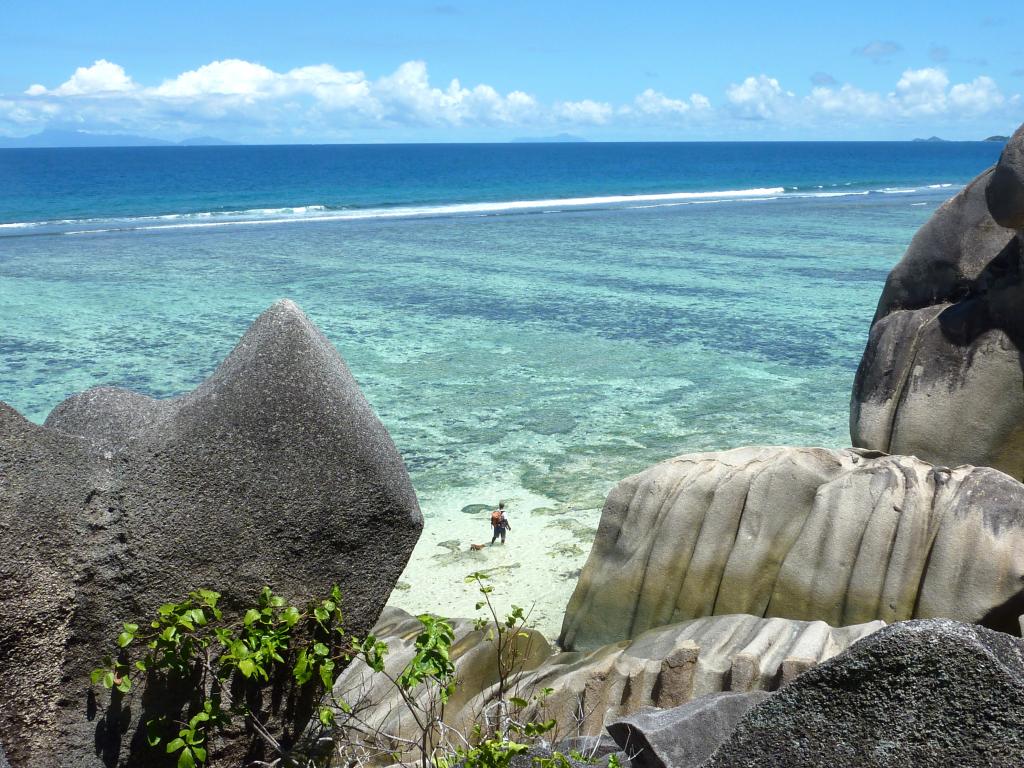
(0, 142, 1001, 631)
(3, 190, 938, 508)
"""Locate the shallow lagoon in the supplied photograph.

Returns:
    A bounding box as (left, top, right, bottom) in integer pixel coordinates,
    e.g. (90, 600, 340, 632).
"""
(0, 185, 964, 637)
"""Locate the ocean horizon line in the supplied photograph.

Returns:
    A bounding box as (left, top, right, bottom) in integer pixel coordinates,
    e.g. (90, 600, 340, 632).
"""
(0, 138, 1010, 150)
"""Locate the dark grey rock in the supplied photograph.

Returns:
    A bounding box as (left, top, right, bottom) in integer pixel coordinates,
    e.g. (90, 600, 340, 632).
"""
(555, 734, 622, 761)
(702, 620, 1024, 768)
(606, 692, 770, 768)
(988, 123, 1024, 229)
(512, 740, 624, 768)
(850, 122, 1024, 477)
(0, 300, 422, 767)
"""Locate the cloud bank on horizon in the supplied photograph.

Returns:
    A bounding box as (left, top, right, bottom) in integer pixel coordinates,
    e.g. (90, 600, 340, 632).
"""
(1, 57, 1019, 143)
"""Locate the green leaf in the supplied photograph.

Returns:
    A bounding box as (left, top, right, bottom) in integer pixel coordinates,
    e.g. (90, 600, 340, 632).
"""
(123, 622, 139, 634)
(166, 737, 186, 753)
(177, 748, 196, 768)
(238, 658, 256, 678)
(282, 606, 301, 626)
(319, 658, 335, 688)
(192, 746, 207, 763)
(116, 632, 134, 648)
(313, 642, 329, 657)
(90, 668, 106, 685)
(101, 671, 115, 689)
(318, 706, 335, 727)
(243, 609, 260, 627)
(116, 676, 132, 694)
(510, 697, 529, 709)
(135, 660, 148, 672)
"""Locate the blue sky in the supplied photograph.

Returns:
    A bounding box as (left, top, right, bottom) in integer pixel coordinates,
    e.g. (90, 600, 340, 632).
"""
(2, 1, 1022, 142)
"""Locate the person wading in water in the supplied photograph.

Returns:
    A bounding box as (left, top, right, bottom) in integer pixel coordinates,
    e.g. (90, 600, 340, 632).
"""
(490, 502, 512, 545)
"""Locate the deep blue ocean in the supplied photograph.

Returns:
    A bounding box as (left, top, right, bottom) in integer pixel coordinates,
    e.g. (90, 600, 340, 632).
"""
(0, 141, 1006, 626)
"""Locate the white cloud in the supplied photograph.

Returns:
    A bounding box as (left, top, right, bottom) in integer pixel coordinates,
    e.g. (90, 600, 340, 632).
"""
(890, 67, 950, 115)
(630, 88, 711, 116)
(948, 75, 1005, 113)
(807, 84, 886, 117)
(374, 61, 537, 125)
(153, 59, 278, 98)
(27, 59, 136, 97)
(553, 99, 613, 124)
(7, 57, 1021, 140)
(726, 75, 794, 120)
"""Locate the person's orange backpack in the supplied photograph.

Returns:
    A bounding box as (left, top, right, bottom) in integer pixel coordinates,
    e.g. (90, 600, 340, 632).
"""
(490, 509, 503, 526)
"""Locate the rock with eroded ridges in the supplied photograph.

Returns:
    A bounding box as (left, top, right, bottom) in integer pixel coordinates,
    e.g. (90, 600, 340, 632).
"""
(851, 125, 1024, 477)
(0, 300, 422, 767)
(559, 446, 1024, 651)
(606, 692, 771, 768)
(322, 606, 881, 764)
(702, 620, 1024, 768)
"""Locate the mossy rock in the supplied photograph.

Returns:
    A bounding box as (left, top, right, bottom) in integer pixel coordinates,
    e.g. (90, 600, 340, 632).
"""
(461, 503, 493, 515)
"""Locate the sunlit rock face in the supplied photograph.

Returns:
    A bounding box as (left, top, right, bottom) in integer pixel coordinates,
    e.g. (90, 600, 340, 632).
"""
(559, 446, 1024, 652)
(323, 606, 881, 762)
(852, 123, 1024, 478)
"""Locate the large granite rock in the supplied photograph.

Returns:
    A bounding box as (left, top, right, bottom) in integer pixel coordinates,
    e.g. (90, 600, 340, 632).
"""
(559, 446, 1024, 651)
(0, 300, 423, 767)
(323, 606, 880, 763)
(606, 692, 770, 768)
(702, 620, 1024, 768)
(988, 124, 1024, 229)
(851, 126, 1024, 477)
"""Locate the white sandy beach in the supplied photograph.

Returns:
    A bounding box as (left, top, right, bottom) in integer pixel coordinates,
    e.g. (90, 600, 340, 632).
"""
(386, 482, 607, 642)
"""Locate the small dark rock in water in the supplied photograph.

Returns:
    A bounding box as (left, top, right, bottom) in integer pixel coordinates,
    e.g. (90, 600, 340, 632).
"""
(704, 619, 1024, 768)
(607, 692, 770, 768)
(530, 506, 566, 516)
(461, 503, 492, 515)
(548, 543, 585, 558)
(0, 299, 422, 767)
(393, 581, 412, 592)
(437, 539, 461, 553)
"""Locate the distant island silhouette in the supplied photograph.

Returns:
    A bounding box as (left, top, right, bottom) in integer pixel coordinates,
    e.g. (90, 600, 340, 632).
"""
(0, 129, 234, 149)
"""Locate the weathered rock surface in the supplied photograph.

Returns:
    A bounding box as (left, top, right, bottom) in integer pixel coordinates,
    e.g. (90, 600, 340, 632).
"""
(851, 125, 1024, 476)
(988, 124, 1024, 229)
(703, 620, 1024, 768)
(606, 692, 770, 768)
(560, 446, 1024, 651)
(0, 300, 422, 767)
(324, 607, 880, 763)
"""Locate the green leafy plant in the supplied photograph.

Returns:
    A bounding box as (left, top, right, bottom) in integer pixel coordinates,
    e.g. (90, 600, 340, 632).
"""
(91, 585, 367, 767)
